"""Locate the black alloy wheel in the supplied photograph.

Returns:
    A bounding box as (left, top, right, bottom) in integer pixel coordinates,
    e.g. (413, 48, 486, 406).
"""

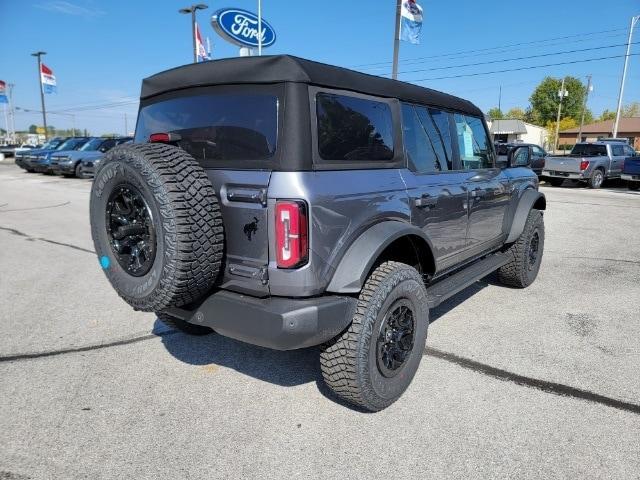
(376, 300, 415, 378)
(105, 184, 156, 277)
(527, 231, 540, 270)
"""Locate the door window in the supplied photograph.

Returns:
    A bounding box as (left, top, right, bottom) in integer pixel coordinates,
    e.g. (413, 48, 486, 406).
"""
(453, 114, 494, 170)
(612, 145, 624, 156)
(316, 93, 394, 161)
(532, 145, 546, 157)
(401, 103, 450, 173)
(623, 145, 635, 156)
(428, 108, 454, 166)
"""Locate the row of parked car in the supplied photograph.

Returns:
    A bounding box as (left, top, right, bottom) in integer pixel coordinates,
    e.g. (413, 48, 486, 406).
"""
(14, 136, 131, 179)
(496, 139, 640, 190)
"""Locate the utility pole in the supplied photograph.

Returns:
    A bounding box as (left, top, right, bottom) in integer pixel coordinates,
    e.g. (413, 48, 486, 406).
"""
(498, 85, 502, 115)
(554, 77, 568, 152)
(391, 0, 402, 80)
(613, 15, 639, 138)
(31, 51, 48, 140)
(578, 74, 592, 143)
(8, 83, 15, 142)
(179, 4, 208, 63)
(124, 113, 128, 136)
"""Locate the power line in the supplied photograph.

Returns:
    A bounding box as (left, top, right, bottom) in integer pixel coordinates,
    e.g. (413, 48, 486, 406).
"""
(389, 41, 640, 77)
(352, 26, 631, 68)
(408, 53, 640, 83)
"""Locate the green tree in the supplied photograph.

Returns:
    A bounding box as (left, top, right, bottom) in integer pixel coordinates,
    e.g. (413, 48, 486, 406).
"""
(546, 117, 578, 150)
(622, 102, 640, 117)
(28, 124, 38, 134)
(529, 76, 586, 125)
(504, 107, 526, 120)
(487, 107, 503, 120)
(599, 109, 616, 121)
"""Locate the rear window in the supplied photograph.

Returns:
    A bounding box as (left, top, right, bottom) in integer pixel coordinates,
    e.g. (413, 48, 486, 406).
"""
(135, 94, 278, 166)
(570, 144, 607, 156)
(316, 93, 394, 161)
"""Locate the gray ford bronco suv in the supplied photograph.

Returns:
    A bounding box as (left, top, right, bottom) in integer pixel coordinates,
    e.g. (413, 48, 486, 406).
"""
(90, 55, 546, 411)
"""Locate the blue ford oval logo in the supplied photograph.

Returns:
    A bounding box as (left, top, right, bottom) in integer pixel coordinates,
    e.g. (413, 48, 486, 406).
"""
(211, 8, 276, 48)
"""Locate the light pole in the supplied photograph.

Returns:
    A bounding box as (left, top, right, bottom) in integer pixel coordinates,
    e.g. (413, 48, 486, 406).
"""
(613, 15, 639, 138)
(578, 75, 593, 143)
(31, 51, 48, 140)
(554, 77, 568, 152)
(179, 4, 208, 63)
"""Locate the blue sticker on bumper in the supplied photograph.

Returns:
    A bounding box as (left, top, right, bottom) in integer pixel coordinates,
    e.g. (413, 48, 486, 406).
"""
(100, 256, 110, 269)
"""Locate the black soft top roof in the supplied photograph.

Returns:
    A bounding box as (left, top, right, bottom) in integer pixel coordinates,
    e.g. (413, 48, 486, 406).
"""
(141, 55, 482, 117)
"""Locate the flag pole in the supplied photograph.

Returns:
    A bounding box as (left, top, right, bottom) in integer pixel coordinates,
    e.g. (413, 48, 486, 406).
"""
(392, 0, 402, 80)
(31, 51, 48, 141)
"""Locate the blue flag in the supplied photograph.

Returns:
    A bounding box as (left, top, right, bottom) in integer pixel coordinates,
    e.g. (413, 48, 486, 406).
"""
(400, 0, 423, 45)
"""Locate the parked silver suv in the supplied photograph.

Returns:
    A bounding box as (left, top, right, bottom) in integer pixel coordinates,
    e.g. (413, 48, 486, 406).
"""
(90, 55, 546, 411)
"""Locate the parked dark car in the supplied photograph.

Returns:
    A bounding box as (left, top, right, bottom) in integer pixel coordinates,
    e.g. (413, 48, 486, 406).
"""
(496, 142, 546, 176)
(76, 137, 132, 178)
(90, 55, 546, 411)
(31, 137, 91, 173)
(16, 137, 65, 172)
(621, 148, 640, 190)
(51, 137, 131, 178)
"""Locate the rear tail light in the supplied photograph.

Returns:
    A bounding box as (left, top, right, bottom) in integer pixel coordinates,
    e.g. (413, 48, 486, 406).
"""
(149, 132, 182, 143)
(580, 160, 590, 170)
(275, 200, 309, 269)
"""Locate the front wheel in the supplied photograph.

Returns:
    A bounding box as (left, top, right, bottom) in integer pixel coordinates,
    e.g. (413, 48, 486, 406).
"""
(320, 261, 429, 412)
(498, 209, 545, 288)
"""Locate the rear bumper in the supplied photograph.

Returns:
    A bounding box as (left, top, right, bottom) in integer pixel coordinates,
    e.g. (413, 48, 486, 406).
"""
(165, 290, 356, 351)
(542, 170, 586, 180)
(622, 174, 640, 182)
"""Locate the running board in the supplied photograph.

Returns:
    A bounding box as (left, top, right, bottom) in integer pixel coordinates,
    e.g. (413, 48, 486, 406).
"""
(426, 253, 509, 308)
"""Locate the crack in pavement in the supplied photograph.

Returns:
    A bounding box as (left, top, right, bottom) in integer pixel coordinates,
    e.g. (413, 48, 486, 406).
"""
(0, 201, 70, 213)
(0, 330, 179, 363)
(0, 326, 637, 416)
(545, 251, 640, 265)
(424, 347, 640, 415)
(0, 225, 95, 254)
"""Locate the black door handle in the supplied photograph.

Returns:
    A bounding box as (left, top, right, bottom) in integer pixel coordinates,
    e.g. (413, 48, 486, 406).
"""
(414, 194, 438, 208)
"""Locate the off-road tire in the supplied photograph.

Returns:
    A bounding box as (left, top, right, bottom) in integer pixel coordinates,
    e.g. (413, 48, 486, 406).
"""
(320, 261, 429, 412)
(157, 312, 213, 336)
(588, 168, 605, 189)
(547, 178, 564, 187)
(498, 209, 544, 288)
(90, 143, 224, 312)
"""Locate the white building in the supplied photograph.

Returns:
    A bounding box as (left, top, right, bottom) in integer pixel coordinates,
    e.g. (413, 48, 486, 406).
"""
(487, 119, 548, 147)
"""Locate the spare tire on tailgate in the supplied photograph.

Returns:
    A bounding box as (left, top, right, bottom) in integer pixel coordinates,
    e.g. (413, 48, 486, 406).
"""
(90, 143, 224, 312)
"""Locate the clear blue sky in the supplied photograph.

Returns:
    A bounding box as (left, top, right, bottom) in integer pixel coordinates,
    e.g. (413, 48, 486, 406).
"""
(1, 0, 639, 135)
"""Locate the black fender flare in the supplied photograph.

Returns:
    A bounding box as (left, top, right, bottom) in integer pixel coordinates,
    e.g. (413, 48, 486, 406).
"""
(506, 189, 546, 243)
(326, 221, 434, 294)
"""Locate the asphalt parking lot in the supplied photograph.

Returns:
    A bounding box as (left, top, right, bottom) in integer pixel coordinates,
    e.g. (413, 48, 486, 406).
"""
(1, 162, 639, 480)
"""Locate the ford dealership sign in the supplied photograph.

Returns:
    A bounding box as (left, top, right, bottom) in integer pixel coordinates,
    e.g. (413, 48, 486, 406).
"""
(211, 8, 276, 48)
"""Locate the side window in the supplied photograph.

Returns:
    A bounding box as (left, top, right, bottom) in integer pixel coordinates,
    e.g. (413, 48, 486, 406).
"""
(612, 145, 624, 156)
(623, 145, 635, 156)
(428, 108, 454, 166)
(101, 140, 116, 151)
(316, 93, 394, 161)
(532, 145, 545, 157)
(453, 114, 494, 170)
(401, 103, 449, 173)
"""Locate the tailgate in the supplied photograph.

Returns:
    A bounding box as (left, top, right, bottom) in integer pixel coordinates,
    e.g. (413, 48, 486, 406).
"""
(624, 158, 640, 175)
(545, 156, 583, 173)
(207, 170, 272, 297)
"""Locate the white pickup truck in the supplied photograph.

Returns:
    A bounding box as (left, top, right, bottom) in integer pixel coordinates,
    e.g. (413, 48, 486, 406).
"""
(543, 141, 635, 189)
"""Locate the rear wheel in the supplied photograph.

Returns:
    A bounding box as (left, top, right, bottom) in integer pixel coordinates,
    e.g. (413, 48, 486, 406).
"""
(320, 261, 429, 412)
(75, 162, 84, 179)
(588, 169, 604, 189)
(547, 178, 564, 187)
(157, 312, 213, 336)
(90, 143, 224, 312)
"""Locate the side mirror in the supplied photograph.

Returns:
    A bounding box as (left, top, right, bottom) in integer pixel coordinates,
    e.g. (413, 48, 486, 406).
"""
(508, 146, 531, 168)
